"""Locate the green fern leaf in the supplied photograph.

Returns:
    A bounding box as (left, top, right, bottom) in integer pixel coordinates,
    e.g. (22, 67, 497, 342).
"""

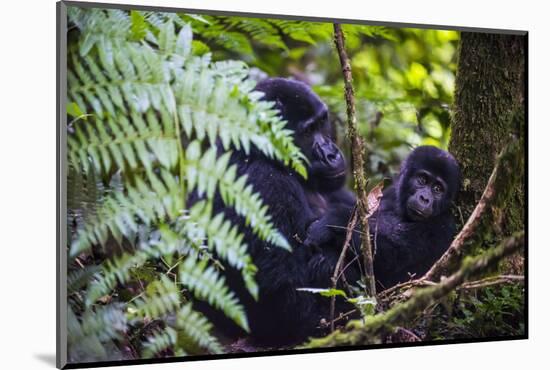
(176, 303, 223, 354)
(142, 327, 178, 359)
(179, 256, 249, 331)
(129, 276, 180, 319)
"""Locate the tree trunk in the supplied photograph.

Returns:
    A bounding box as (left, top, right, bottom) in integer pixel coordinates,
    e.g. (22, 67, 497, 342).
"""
(449, 32, 526, 236)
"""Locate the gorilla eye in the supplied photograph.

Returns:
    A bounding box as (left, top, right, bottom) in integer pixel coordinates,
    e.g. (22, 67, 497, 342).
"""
(304, 124, 316, 136)
(417, 174, 428, 185)
(433, 184, 443, 194)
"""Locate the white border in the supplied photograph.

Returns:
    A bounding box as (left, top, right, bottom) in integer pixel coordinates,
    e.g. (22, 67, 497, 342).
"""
(2, 1, 547, 369)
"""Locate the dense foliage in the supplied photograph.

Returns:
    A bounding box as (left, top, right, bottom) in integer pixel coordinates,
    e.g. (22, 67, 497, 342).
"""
(181, 15, 458, 181)
(65, 7, 523, 362)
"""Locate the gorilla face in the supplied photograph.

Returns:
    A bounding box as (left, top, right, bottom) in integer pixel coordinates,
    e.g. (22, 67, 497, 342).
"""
(255, 78, 346, 191)
(396, 146, 460, 222)
(372, 146, 460, 289)
(295, 107, 346, 189)
(405, 169, 448, 220)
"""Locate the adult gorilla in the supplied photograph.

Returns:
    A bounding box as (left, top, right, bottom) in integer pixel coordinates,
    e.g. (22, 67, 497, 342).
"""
(204, 78, 360, 345)
(370, 146, 460, 290)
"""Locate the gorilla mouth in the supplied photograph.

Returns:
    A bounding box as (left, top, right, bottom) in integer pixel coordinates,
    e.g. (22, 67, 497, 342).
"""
(325, 170, 345, 179)
(408, 206, 429, 220)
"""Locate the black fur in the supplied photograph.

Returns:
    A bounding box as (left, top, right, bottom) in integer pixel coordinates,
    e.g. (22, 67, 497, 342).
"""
(370, 146, 460, 290)
(199, 78, 360, 345)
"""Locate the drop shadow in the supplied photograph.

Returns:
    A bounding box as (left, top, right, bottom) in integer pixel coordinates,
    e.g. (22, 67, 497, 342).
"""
(34, 353, 56, 367)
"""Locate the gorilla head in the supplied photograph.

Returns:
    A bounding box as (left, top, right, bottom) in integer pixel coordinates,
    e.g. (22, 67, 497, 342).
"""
(396, 146, 460, 221)
(255, 78, 346, 192)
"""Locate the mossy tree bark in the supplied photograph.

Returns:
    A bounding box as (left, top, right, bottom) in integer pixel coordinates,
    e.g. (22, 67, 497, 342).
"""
(449, 32, 526, 236)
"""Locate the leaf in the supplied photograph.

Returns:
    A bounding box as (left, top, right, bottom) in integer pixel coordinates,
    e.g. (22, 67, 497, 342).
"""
(347, 295, 377, 316)
(366, 181, 384, 218)
(297, 288, 348, 298)
(130, 11, 147, 41)
(175, 24, 192, 57)
(67, 102, 85, 118)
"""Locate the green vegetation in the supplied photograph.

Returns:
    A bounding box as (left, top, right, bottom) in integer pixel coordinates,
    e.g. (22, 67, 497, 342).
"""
(66, 8, 305, 362)
(65, 6, 524, 362)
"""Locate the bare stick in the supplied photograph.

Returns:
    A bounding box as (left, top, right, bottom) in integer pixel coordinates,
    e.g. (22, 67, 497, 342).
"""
(333, 23, 376, 298)
(329, 207, 358, 332)
(459, 274, 524, 290)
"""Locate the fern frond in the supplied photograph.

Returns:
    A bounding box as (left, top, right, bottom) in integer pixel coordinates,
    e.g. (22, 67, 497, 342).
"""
(68, 113, 179, 174)
(216, 168, 290, 250)
(68, 17, 307, 177)
(129, 276, 181, 319)
(176, 303, 223, 354)
(174, 63, 307, 176)
(68, 265, 100, 294)
(68, 307, 108, 360)
(67, 164, 104, 234)
(183, 200, 259, 299)
(278, 20, 337, 44)
(219, 17, 288, 51)
(142, 327, 178, 359)
(68, 7, 133, 59)
(179, 256, 249, 331)
(81, 304, 128, 341)
(342, 24, 397, 42)
(68, 304, 127, 361)
(67, 39, 179, 173)
(70, 169, 183, 257)
(185, 142, 291, 251)
(181, 14, 254, 56)
(86, 252, 148, 306)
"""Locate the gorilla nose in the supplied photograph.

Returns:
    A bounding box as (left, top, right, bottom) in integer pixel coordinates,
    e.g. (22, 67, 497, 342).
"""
(419, 194, 430, 205)
(326, 151, 339, 163)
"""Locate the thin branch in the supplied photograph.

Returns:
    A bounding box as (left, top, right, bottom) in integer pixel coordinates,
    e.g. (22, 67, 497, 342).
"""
(333, 23, 376, 298)
(323, 308, 359, 329)
(329, 207, 358, 332)
(459, 274, 524, 290)
(377, 279, 436, 302)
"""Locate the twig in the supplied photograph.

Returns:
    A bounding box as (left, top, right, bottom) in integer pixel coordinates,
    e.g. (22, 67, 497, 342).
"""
(323, 308, 358, 328)
(377, 279, 436, 302)
(333, 23, 376, 298)
(337, 255, 360, 282)
(459, 274, 524, 290)
(330, 207, 358, 332)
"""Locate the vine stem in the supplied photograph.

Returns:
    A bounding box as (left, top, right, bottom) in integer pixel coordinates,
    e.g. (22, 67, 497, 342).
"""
(333, 23, 376, 298)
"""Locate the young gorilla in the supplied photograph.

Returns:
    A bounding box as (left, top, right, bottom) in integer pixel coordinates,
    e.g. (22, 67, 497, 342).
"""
(203, 78, 360, 346)
(370, 146, 460, 290)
